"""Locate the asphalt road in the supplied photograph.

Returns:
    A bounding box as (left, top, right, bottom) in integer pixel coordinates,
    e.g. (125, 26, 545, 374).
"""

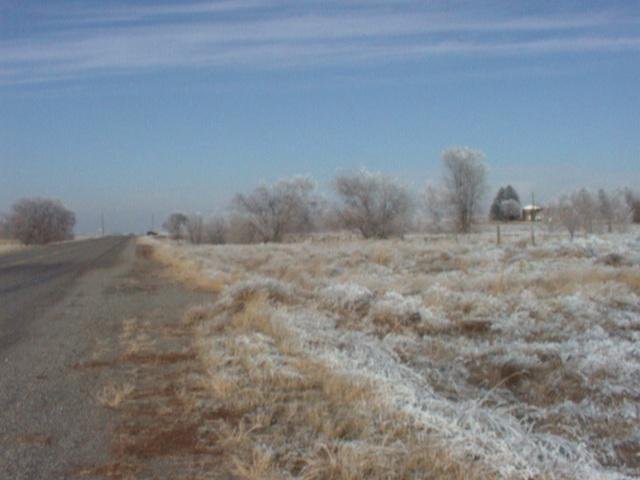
(0, 237, 131, 479)
(0, 237, 130, 353)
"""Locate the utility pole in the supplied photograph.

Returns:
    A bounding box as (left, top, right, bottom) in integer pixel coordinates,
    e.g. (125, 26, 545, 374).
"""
(151, 214, 155, 232)
(530, 192, 536, 246)
(100, 212, 105, 237)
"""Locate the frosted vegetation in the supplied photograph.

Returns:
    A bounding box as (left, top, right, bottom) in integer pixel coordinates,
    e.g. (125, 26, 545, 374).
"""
(146, 224, 640, 478)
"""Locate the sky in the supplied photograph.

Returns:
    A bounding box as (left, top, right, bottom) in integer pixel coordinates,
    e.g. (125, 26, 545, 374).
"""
(0, 0, 639, 234)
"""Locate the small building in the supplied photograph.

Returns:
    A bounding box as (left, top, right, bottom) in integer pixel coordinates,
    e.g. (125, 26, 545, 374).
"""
(522, 204, 543, 222)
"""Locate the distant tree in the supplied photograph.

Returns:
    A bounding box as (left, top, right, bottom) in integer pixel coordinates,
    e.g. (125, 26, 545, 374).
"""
(441, 147, 488, 233)
(333, 169, 413, 239)
(597, 189, 614, 233)
(572, 188, 597, 234)
(624, 189, 640, 223)
(596, 189, 631, 233)
(0, 214, 8, 238)
(6, 198, 75, 245)
(499, 199, 522, 221)
(163, 213, 188, 240)
(490, 185, 521, 221)
(423, 183, 450, 232)
(204, 215, 227, 244)
(232, 176, 318, 243)
(185, 214, 205, 244)
(548, 195, 580, 240)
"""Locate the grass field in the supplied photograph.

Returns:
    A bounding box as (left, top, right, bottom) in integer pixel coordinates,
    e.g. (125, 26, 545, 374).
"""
(141, 224, 640, 479)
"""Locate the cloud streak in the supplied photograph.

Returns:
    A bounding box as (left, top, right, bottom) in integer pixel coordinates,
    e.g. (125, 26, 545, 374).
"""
(1, 1, 638, 86)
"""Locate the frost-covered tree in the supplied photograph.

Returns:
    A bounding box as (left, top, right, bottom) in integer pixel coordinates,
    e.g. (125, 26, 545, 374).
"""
(547, 195, 581, 240)
(422, 183, 450, 232)
(596, 189, 631, 233)
(232, 176, 318, 243)
(6, 198, 75, 245)
(597, 189, 614, 233)
(490, 185, 521, 221)
(499, 199, 522, 221)
(572, 188, 596, 234)
(163, 212, 188, 240)
(334, 169, 413, 239)
(441, 147, 488, 233)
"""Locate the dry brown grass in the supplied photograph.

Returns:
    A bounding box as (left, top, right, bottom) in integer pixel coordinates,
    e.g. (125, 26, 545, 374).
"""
(137, 238, 225, 293)
(186, 292, 494, 480)
(535, 268, 640, 295)
(71, 462, 142, 478)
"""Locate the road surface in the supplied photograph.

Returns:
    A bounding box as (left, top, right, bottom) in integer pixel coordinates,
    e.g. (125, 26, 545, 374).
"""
(0, 237, 130, 353)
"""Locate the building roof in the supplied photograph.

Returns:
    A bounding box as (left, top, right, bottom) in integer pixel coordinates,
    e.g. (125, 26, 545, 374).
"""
(523, 205, 543, 211)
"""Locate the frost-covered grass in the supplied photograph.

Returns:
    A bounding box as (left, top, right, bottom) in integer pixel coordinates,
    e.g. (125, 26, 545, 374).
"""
(142, 225, 640, 479)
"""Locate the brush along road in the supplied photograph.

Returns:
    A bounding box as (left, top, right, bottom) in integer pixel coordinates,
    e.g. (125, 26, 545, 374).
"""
(0, 237, 209, 479)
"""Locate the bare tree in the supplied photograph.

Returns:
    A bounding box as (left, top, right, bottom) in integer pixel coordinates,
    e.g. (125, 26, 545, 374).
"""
(597, 189, 614, 233)
(547, 195, 581, 240)
(441, 147, 488, 233)
(422, 183, 450, 232)
(624, 189, 640, 223)
(204, 215, 227, 244)
(185, 214, 205, 244)
(333, 169, 413, 239)
(232, 176, 318, 243)
(163, 212, 188, 240)
(597, 189, 631, 233)
(0, 214, 9, 239)
(572, 188, 596, 234)
(6, 198, 76, 245)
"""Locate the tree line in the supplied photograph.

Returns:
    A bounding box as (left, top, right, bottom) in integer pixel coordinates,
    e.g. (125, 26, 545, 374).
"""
(162, 147, 640, 244)
(1, 146, 638, 245)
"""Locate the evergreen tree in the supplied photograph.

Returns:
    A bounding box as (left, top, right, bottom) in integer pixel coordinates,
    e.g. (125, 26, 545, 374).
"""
(490, 185, 521, 221)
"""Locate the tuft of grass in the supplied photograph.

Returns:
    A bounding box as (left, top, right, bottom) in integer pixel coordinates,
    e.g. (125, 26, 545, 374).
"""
(96, 383, 134, 409)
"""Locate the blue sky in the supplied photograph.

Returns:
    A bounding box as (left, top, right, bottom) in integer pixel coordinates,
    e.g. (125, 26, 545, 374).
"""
(1, 0, 639, 234)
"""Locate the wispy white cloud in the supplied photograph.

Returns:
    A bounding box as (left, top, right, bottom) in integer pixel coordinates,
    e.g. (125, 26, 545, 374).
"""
(1, 1, 638, 86)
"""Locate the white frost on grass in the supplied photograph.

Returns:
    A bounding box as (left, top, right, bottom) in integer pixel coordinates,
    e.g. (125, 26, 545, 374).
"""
(319, 282, 374, 312)
(275, 308, 616, 480)
(151, 224, 640, 479)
